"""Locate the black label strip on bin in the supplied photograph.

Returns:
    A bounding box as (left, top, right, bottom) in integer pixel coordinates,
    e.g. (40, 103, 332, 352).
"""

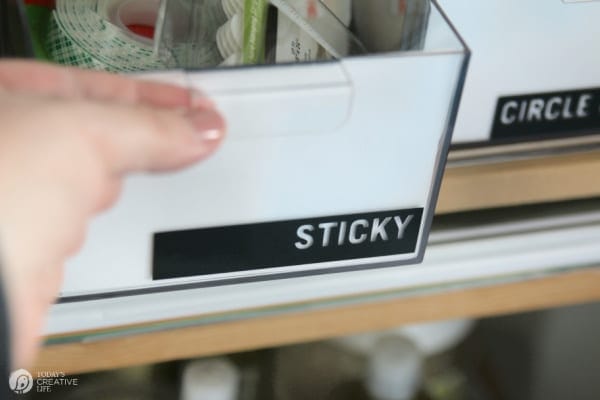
(491, 88, 600, 140)
(153, 208, 423, 280)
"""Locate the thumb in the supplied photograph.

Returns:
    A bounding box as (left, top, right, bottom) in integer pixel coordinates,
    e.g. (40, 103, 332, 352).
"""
(73, 101, 227, 174)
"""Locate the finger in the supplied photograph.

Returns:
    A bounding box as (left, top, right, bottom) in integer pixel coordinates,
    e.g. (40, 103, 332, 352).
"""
(67, 100, 227, 173)
(0, 60, 214, 109)
(93, 178, 123, 213)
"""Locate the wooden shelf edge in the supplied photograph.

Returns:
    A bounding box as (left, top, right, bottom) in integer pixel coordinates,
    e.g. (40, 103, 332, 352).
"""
(33, 268, 600, 375)
(438, 150, 600, 213)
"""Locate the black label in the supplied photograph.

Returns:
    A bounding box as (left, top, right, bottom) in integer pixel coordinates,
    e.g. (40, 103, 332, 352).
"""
(153, 208, 423, 280)
(491, 88, 600, 140)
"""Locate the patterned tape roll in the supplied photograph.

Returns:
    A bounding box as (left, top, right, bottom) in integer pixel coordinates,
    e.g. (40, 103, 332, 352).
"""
(46, 0, 174, 72)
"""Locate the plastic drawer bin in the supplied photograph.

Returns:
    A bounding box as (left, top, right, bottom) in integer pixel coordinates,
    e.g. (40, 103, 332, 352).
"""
(441, 0, 600, 145)
(3, 1, 469, 308)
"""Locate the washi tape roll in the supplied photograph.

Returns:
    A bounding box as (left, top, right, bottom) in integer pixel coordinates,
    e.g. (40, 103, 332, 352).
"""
(46, 0, 174, 72)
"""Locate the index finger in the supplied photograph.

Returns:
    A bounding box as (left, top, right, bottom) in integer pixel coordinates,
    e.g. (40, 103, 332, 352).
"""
(0, 60, 213, 109)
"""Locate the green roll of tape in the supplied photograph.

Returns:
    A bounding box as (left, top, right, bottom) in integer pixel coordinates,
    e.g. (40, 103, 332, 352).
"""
(46, 0, 174, 72)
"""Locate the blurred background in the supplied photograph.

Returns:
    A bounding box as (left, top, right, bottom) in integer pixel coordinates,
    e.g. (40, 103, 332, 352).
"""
(24, 301, 600, 400)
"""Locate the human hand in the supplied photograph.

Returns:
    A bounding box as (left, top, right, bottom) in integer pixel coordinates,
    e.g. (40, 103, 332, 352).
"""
(0, 60, 226, 368)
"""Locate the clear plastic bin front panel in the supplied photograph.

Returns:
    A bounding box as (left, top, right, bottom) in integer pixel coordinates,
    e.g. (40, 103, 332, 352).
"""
(56, 1, 468, 297)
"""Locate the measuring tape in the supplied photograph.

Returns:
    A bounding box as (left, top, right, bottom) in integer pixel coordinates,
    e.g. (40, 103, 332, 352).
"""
(46, 0, 174, 72)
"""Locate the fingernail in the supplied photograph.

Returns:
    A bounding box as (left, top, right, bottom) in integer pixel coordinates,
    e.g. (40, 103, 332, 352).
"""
(189, 108, 226, 142)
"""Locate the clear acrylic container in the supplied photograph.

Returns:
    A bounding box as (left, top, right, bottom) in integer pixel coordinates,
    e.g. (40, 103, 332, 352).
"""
(3, 0, 470, 338)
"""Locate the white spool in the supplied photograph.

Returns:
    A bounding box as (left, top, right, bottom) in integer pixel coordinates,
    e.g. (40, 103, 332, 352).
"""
(366, 336, 423, 400)
(216, 12, 244, 59)
(46, 0, 172, 72)
(180, 358, 240, 400)
(221, 0, 244, 18)
(220, 51, 243, 66)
